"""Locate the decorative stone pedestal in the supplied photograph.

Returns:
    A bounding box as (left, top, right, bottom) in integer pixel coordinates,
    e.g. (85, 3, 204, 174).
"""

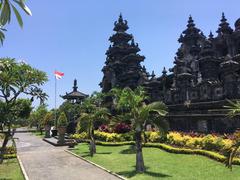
(44, 125, 51, 138)
(57, 127, 66, 144)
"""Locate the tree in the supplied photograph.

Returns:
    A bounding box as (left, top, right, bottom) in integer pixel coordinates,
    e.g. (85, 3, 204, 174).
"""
(78, 92, 109, 156)
(58, 101, 81, 126)
(224, 100, 240, 169)
(0, 98, 32, 127)
(111, 87, 168, 172)
(0, 0, 32, 44)
(28, 104, 48, 131)
(0, 58, 48, 163)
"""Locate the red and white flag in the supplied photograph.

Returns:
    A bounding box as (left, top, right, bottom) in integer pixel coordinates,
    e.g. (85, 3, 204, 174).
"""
(54, 71, 64, 80)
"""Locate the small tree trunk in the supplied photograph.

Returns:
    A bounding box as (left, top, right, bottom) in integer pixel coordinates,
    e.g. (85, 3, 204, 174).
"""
(91, 129, 96, 154)
(0, 131, 10, 164)
(89, 134, 96, 156)
(135, 131, 145, 173)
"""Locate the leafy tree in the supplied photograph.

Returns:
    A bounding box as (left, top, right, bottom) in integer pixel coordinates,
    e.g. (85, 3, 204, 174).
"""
(78, 92, 110, 156)
(224, 100, 240, 169)
(28, 104, 48, 131)
(58, 112, 68, 127)
(111, 87, 168, 172)
(58, 101, 81, 122)
(0, 0, 32, 44)
(57, 112, 68, 144)
(0, 58, 48, 163)
(0, 98, 32, 127)
(43, 111, 54, 127)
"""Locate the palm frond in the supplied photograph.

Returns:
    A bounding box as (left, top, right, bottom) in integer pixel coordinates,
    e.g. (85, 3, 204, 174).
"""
(225, 142, 240, 170)
(224, 100, 240, 117)
(147, 101, 168, 116)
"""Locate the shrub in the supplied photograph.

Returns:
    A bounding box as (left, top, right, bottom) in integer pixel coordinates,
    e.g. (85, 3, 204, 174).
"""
(114, 123, 131, 134)
(121, 132, 134, 141)
(58, 112, 68, 127)
(76, 116, 89, 133)
(201, 135, 225, 151)
(43, 112, 54, 126)
(94, 131, 123, 142)
(70, 132, 88, 140)
(98, 124, 110, 133)
(70, 130, 239, 157)
(148, 132, 162, 142)
(167, 132, 185, 146)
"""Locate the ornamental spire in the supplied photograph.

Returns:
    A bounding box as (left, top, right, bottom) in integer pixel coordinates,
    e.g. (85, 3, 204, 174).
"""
(187, 15, 195, 28)
(113, 13, 129, 32)
(162, 67, 167, 76)
(73, 79, 78, 92)
(208, 31, 214, 40)
(216, 12, 233, 35)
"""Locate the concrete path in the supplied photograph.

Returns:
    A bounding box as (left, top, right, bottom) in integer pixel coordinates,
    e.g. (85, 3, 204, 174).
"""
(15, 132, 120, 180)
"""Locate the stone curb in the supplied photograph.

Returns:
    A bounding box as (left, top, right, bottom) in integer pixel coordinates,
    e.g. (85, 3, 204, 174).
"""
(17, 155, 29, 180)
(65, 149, 126, 180)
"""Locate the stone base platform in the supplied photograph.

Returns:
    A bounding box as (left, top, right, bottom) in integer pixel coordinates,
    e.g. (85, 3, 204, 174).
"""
(43, 137, 76, 147)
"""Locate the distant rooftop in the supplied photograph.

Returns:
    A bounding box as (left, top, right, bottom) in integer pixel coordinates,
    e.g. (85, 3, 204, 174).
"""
(61, 79, 88, 103)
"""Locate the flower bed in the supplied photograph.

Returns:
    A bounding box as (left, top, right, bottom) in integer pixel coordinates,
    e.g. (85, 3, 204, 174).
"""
(70, 130, 240, 157)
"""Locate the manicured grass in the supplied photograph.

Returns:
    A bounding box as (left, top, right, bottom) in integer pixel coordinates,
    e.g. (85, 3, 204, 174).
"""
(32, 131, 45, 138)
(0, 158, 24, 180)
(72, 143, 240, 180)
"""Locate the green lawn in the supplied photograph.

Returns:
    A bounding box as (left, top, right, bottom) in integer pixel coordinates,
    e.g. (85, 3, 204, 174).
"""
(32, 131, 45, 138)
(72, 143, 240, 180)
(0, 158, 24, 180)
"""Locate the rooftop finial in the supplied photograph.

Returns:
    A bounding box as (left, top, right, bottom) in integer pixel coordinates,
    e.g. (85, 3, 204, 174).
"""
(73, 79, 78, 91)
(151, 71, 156, 79)
(113, 13, 129, 32)
(187, 15, 195, 28)
(216, 12, 233, 34)
(131, 38, 135, 46)
(208, 31, 214, 40)
(162, 67, 167, 75)
(119, 13, 123, 22)
(221, 12, 227, 22)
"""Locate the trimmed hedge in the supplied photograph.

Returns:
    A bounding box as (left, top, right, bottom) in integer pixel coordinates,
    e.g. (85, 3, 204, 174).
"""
(143, 143, 240, 165)
(3, 154, 17, 159)
(95, 141, 135, 146)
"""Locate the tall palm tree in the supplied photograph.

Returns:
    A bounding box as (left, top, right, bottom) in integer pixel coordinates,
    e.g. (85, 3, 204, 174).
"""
(224, 100, 240, 169)
(111, 87, 168, 172)
(0, 0, 32, 44)
(78, 92, 109, 156)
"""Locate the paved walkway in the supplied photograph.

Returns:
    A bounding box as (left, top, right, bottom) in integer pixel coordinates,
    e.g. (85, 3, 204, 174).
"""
(15, 132, 120, 180)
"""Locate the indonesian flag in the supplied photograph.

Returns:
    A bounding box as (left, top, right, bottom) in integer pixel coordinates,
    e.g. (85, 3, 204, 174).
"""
(54, 71, 64, 80)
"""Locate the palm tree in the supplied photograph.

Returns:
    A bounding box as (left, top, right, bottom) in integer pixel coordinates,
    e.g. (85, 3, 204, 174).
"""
(224, 100, 240, 169)
(111, 87, 168, 172)
(0, 0, 32, 44)
(78, 92, 109, 156)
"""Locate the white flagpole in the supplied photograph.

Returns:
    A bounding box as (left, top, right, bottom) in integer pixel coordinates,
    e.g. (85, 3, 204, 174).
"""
(55, 71, 57, 128)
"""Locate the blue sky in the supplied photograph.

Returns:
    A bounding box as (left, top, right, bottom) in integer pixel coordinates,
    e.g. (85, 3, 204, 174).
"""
(1, 0, 239, 109)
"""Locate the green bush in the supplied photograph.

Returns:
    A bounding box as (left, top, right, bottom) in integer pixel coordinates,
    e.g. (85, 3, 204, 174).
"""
(70, 132, 88, 140)
(43, 112, 54, 126)
(76, 116, 89, 133)
(143, 143, 240, 165)
(94, 131, 123, 142)
(70, 130, 240, 158)
(3, 154, 17, 159)
(58, 112, 68, 127)
(202, 135, 225, 151)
